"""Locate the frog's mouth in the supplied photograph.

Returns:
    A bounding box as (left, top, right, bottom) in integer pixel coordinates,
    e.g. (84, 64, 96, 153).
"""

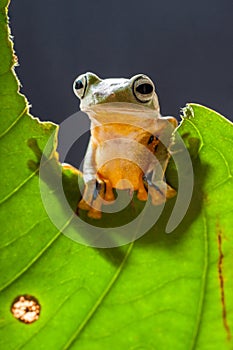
(82, 102, 160, 126)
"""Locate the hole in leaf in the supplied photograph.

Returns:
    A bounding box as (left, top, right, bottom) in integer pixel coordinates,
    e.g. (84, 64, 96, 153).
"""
(11, 295, 41, 324)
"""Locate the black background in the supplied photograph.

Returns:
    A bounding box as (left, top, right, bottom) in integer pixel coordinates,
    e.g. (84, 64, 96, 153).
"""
(9, 1, 233, 165)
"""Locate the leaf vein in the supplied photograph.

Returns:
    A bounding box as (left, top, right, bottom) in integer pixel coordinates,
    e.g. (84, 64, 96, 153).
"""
(108, 275, 201, 306)
(0, 215, 74, 293)
(18, 286, 83, 350)
(0, 217, 48, 250)
(189, 211, 209, 350)
(0, 171, 37, 206)
(63, 241, 135, 349)
(0, 106, 28, 139)
(185, 118, 204, 152)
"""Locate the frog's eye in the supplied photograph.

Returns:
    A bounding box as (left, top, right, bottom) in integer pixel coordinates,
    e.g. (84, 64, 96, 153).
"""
(73, 75, 87, 99)
(133, 76, 155, 103)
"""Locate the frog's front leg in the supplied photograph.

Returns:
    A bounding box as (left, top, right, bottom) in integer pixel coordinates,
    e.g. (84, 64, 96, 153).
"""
(78, 140, 97, 211)
(149, 117, 177, 205)
(78, 179, 96, 210)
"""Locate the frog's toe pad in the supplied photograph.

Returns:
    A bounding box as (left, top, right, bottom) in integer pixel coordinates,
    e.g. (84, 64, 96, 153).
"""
(137, 191, 148, 201)
(104, 192, 115, 202)
(88, 209, 102, 219)
(78, 199, 91, 211)
(165, 184, 176, 198)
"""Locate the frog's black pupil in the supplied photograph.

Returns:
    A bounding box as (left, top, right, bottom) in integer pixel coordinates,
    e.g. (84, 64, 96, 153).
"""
(136, 83, 153, 95)
(148, 135, 154, 144)
(75, 80, 83, 90)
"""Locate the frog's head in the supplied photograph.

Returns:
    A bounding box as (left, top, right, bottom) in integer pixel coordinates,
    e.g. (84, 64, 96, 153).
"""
(73, 72, 160, 113)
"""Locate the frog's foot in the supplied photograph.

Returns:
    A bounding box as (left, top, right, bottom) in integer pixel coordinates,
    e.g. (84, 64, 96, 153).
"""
(149, 181, 176, 205)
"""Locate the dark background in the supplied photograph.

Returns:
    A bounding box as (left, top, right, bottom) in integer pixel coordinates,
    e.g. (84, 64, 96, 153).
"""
(9, 0, 233, 164)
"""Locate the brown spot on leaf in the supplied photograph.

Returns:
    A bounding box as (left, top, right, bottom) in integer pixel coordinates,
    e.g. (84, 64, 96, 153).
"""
(11, 295, 41, 324)
(217, 223, 231, 340)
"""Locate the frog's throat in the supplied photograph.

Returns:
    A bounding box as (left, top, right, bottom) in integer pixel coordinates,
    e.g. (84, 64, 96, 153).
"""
(83, 102, 160, 127)
(82, 102, 159, 116)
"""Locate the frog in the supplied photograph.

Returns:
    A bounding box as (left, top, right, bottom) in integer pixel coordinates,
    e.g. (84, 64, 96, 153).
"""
(73, 72, 178, 218)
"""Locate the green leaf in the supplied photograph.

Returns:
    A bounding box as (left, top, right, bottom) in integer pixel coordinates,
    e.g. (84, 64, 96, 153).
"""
(0, 1, 233, 349)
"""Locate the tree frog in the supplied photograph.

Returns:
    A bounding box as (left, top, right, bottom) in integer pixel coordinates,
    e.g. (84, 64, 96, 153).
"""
(73, 72, 177, 218)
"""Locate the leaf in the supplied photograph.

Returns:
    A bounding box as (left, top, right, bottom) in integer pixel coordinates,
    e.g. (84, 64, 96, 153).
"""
(0, 2, 233, 349)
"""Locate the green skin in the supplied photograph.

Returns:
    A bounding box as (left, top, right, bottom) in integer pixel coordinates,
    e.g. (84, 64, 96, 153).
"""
(73, 72, 177, 218)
